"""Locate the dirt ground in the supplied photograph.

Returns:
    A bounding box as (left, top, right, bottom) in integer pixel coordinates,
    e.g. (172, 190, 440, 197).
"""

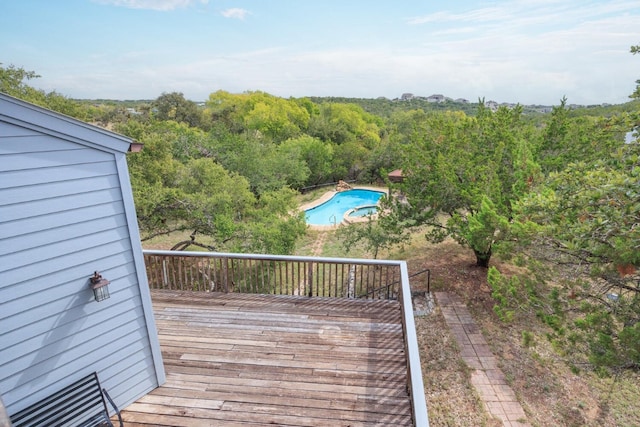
(404, 240, 640, 427)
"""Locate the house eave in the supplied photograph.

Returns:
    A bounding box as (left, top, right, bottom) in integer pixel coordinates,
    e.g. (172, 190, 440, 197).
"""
(0, 92, 132, 154)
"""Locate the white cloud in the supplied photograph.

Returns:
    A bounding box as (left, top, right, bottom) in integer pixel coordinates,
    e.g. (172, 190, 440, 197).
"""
(93, 0, 207, 11)
(395, 1, 640, 104)
(36, 32, 636, 105)
(407, 0, 639, 30)
(28, 0, 638, 104)
(408, 7, 509, 25)
(221, 8, 250, 20)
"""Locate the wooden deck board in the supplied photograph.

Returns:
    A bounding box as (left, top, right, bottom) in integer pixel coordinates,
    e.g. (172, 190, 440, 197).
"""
(119, 290, 413, 426)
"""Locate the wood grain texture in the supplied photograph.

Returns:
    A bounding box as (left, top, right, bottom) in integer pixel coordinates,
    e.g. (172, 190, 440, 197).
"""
(119, 290, 413, 426)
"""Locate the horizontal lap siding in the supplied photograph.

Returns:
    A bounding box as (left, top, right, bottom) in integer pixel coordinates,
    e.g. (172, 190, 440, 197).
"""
(0, 121, 158, 413)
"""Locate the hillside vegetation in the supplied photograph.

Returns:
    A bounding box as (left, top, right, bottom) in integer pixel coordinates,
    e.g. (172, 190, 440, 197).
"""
(3, 61, 640, 425)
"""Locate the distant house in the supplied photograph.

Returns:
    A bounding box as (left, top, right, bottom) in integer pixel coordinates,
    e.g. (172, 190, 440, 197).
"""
(455, 98, 469, 104)
(426, 94, 445, 103)
(401, 93, 415, 101)
(625, 130, 638, 144)
(485, 100, 499, 111)
(0, 94, 165, 415)
(125, 107, 142, 116)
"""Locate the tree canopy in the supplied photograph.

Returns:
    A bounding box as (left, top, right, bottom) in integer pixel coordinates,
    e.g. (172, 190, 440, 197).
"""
(492, 141, 640, 373)
(6, 59, 640, 372)
(152, 92, 202, 127)
(487, 45, 640, 374)
(0, 63, 90, 119)
(120, 119, 307, 253)
(382, 104, 539, 267)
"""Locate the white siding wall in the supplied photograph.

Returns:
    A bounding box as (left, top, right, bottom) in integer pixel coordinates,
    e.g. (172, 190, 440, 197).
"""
(0, 115, 160, 413)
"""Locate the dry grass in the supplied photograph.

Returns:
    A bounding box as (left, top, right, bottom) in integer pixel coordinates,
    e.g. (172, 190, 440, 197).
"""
(414, 313, 497, 426)
(403, 239, 640, 427)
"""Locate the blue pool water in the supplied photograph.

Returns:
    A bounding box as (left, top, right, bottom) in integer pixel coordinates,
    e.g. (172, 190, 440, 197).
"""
(305, 189, 384, 225)
(348, 206, 378, 218)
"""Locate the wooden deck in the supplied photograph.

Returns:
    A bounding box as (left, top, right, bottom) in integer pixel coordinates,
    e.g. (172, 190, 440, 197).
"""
(120, 290, 413, 426)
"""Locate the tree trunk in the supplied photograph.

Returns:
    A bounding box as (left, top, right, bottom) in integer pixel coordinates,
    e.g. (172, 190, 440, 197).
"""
(474, 247, 491, 268)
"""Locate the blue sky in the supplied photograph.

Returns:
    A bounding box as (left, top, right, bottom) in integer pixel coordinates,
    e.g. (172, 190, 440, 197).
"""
(1, 0, 638, 105)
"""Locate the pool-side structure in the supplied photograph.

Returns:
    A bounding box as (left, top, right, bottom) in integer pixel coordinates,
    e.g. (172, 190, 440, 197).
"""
(301, 186, 388, 229)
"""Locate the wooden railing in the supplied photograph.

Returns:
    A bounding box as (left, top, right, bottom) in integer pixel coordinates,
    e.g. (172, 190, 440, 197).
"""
(142, 250, 429, 426)
(143, 251, 401, 299)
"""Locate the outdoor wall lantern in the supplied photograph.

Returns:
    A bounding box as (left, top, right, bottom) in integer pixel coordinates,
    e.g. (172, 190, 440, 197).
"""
(89, 271, 111, 302)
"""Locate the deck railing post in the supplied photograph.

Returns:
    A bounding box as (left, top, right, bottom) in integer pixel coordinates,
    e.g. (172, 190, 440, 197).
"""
(347, 265, 355, 298)
(222, 257, 229, 292)
(307, 262, 313, 297)
(162, 259, 168, 289)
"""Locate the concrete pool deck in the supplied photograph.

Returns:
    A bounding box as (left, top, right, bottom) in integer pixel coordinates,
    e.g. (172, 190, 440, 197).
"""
(300, 186, 388, 230)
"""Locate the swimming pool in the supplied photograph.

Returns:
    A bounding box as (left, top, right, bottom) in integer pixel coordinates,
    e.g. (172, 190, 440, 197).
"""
(348, 205, 378, 218)
(305, 189, 385, 226)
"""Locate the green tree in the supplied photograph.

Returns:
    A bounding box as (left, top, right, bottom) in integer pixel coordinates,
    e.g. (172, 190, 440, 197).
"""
(242, 91, 310, 141)
(489, 47, 640, 372)
(537, 97, 624, 173)
(630, 44, 640, 100)
(332, 140, 370, 181)
(239, 188, 308, 254)
(386, 109, 430, 145)
(0, 63, 42, 100)
(207, 127, 308, 195)
(176, 158, 255, 244)
(123, 122, 187, 239)
(204, 90, 247, 132)
(498, 141, 640, 372)
(279, 135, 334, 186)
(361, 138, 404, 183)
(122, 119, 307, 252)
(153, 92, 202, 127)
(204, 90, 310, 141)
(384, 105, 539, 267)
(308, 102, 382, 146)
(0, 63, 87, 119)
(339, 208, 404, 259)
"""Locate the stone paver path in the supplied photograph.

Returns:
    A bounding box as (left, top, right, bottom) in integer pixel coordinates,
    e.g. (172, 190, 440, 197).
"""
(434, 292, 530, 427)
(310, 231, 328, 257)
